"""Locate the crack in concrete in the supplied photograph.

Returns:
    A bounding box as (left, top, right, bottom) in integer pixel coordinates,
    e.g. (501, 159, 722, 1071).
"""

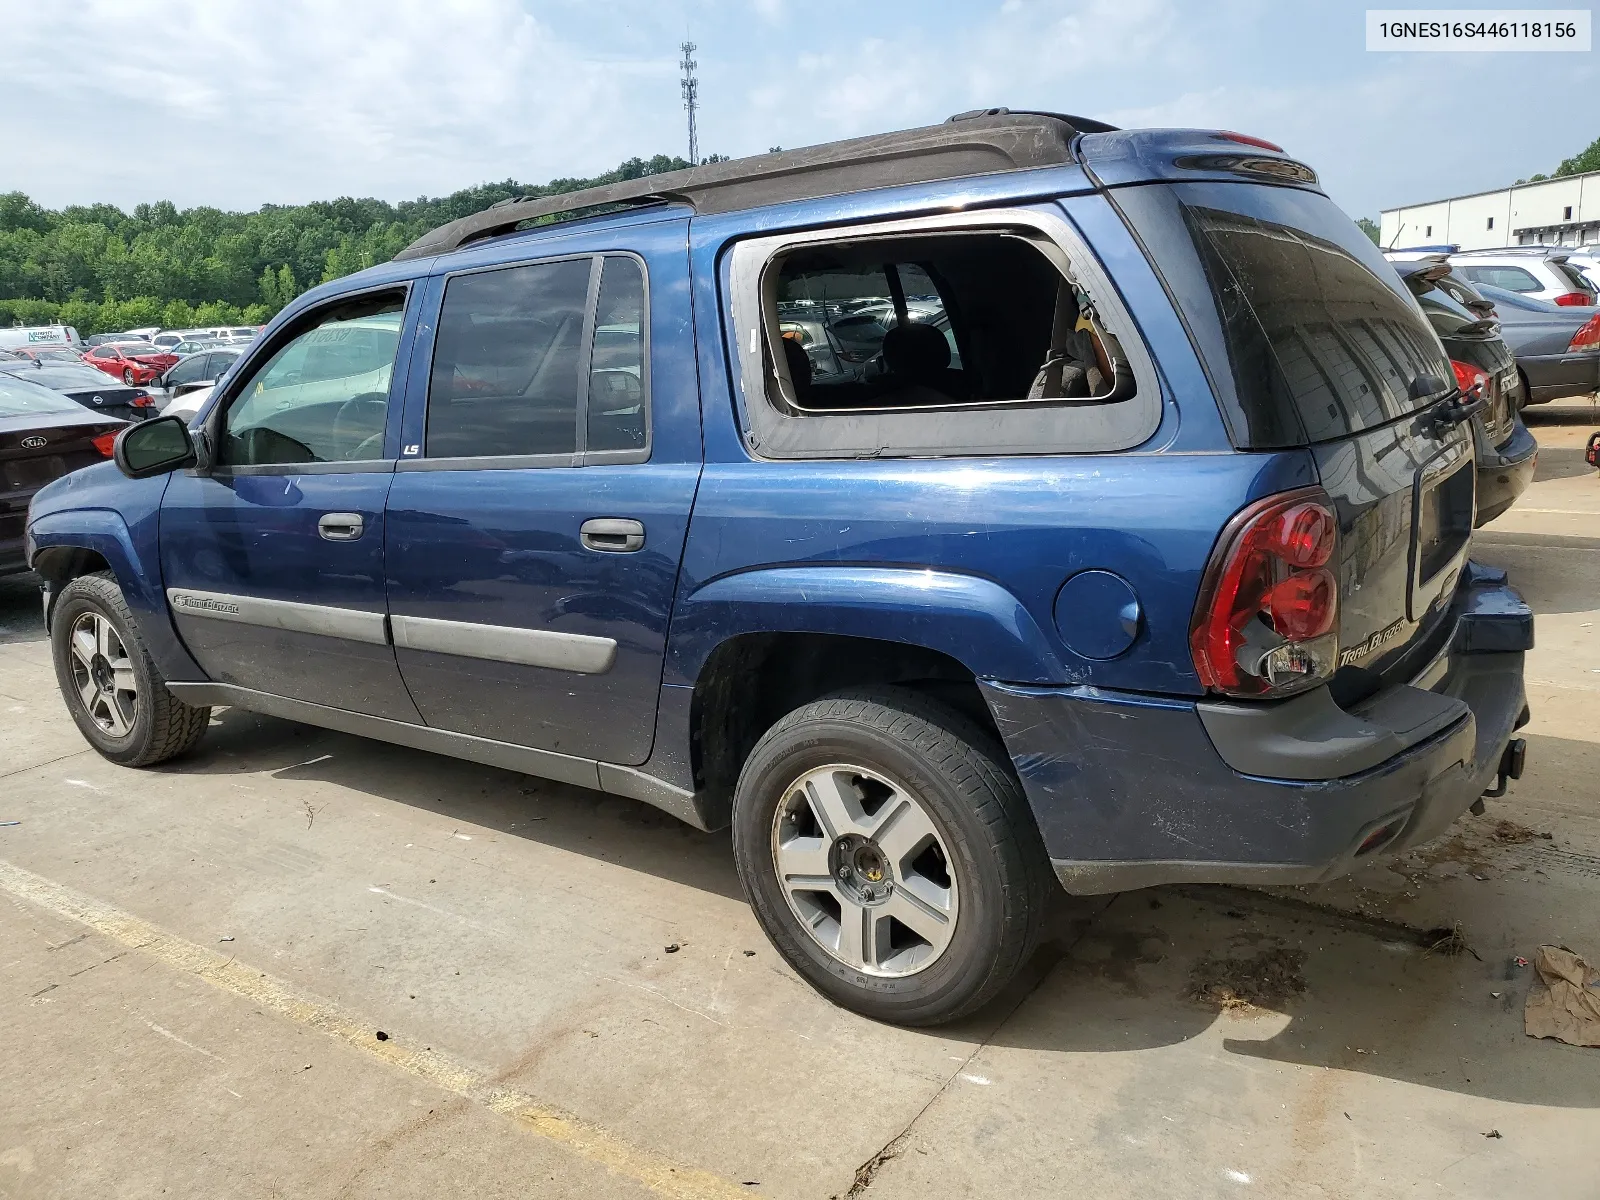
(841, 893, 1121, 1198)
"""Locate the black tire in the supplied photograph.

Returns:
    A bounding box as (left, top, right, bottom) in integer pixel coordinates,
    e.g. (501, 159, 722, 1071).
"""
(731, 686, 1051, 1026)
(51, 571, 211, 767)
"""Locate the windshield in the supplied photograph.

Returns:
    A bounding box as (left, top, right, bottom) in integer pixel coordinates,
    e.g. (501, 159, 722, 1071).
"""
(0, 373, 82, 417)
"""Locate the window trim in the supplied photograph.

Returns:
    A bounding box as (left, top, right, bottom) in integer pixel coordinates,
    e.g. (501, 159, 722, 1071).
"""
(402, 250, 652, 473)
(725, 207, 1161, 460)
(201, 280, 412, 476)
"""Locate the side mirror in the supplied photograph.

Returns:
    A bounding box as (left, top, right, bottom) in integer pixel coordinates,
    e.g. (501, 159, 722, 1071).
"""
(113, 414, 197, 478)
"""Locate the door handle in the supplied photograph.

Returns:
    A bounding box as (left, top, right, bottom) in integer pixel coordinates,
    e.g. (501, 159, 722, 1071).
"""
(318, 512, 364, 542)
(580, 518, 645, 553)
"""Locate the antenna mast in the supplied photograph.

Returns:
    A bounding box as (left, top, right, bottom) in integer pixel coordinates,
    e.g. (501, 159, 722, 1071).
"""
(679, 41, 699, 166)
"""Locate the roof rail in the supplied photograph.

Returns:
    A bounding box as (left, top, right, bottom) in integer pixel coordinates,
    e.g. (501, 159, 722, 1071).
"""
(394, 110, 1114, 261)
(1451, 245, 1570, 257)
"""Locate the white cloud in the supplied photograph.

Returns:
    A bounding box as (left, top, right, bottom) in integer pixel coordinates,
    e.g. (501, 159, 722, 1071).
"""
(1, 0, 1594, 226)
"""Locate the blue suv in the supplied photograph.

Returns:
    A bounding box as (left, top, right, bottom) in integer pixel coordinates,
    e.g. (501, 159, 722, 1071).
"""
(27, 111, 1532, 1025)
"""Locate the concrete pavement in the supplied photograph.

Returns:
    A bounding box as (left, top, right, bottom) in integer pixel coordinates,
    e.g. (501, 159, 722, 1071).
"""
(2, 403, 1598, 1199)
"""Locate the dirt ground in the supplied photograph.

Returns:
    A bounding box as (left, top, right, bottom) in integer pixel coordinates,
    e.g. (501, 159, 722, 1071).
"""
(2, 402, 1598, 1199)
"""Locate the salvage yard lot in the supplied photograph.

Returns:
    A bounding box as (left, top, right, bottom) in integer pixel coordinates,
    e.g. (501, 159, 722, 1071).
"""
(3, 406, 1599, 1200)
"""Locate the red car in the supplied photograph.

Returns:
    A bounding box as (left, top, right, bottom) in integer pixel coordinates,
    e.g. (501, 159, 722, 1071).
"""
(82, 342, 178, 386)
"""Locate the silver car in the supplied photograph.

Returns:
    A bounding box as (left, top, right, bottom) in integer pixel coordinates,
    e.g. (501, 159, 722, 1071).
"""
(1449, 247, 1597, 307)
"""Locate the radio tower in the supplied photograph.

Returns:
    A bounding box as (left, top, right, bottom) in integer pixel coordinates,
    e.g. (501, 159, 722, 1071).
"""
(680, 41, 699, 166)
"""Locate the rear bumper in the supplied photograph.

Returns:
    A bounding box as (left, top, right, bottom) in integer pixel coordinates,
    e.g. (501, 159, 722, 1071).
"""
(0, 534, 28, 575)
(984, 562, 1532, 894)
(1520, 350, 1600, 404)
(1474, 417, 1538, 526)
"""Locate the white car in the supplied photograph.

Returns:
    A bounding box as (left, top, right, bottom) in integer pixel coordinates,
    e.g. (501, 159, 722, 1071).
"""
(1449, 248, 1597, 307)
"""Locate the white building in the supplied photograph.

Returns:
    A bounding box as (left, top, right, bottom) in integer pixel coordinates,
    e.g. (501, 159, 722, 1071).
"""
(1379, 169, 1600, 252)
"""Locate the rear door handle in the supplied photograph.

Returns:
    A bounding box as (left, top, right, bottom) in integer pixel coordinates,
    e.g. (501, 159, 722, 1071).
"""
(318, 512, 364, 542)
(580, 518, 645, 553)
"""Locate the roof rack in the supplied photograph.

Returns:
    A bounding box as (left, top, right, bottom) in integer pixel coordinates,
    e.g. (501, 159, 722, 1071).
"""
(394, 109, 1115, 261)
(1450, 245, 1572, 258)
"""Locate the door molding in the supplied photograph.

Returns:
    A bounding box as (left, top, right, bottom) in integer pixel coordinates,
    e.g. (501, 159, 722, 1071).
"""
(390, 614, 617, 674)
(166, 588, 388, 645)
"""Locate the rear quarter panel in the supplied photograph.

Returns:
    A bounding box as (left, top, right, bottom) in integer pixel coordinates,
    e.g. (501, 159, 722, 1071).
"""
(675, 181, 1315, 694)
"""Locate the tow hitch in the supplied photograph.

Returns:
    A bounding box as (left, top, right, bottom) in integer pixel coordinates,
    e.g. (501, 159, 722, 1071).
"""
(1475, 737, 1528, 808)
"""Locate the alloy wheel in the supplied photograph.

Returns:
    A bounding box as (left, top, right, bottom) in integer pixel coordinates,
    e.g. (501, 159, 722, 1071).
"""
(771, 764, 959, 977)
(67, 611, 138, 737)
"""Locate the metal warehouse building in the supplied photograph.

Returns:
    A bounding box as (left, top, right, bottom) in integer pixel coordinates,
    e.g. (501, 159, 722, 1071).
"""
(1379, 169, 1600, 251)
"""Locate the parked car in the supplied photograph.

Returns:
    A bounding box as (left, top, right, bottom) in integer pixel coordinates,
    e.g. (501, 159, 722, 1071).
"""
(27, 113, 1532, 1025)
(153, 347, 243, 407)
(1565, 246, 1600, 293)
(1, 373, 124, 575)
(1384, 257, 1538, 525)
(84, 332, 136, 348)
(1472, 284, 1600, 405)
(165, 338, 226, 357)
(1449, 247, 1597, 307)
(0, 359, 157, 422)
(82, 342, 179, 386)
(4, 345, 84, 364)
(0, 324, 82, 353)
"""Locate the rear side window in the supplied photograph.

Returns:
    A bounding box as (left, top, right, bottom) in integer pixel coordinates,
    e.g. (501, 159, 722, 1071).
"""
(587, 256, 648, 453)
(1461, 265, 1541, 293)
(727, 209, 1162, 459)
(427, 257, 592, 458)
(1117, 182, 1451, 447)
(1552, 260, 1596, 294)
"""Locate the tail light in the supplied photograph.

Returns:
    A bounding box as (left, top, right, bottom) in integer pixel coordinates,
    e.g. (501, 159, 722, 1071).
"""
(1190, 488, 1340, 697)
(91, 431, 119, 458)
(1216, 131, 1285, 152)
(1568, 313, 1600, 352)
(1552, 291, 1593, 307)
(131, 391, 155, 408)
(1450, 360, 1489, 399)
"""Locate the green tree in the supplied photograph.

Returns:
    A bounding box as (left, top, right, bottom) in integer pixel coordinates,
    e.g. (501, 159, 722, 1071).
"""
(0, 153, 704, 331)
(1555, 135, 1600, 177)
(1355, 217, 1380, 245)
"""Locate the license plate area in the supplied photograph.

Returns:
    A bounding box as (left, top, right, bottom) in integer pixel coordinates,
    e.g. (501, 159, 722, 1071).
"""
(1409, 445, 1474, 621)
(3, 456, 65, 490)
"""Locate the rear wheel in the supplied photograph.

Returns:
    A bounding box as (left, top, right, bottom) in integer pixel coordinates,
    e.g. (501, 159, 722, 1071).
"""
(51, 572, 211, 766)
(731, 687, 1050, 1025)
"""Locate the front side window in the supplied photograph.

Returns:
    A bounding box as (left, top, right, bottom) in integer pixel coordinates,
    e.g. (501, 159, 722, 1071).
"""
(218, 291, 404, 467)
(426, 257, 592, 458)
(165, 355, 210, 385)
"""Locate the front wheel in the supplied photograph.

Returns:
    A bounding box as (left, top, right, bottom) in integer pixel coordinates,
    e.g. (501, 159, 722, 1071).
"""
(731, 687, 1050, 1026)
(122, 368, 136, 385)
(51, 572, 211, 766)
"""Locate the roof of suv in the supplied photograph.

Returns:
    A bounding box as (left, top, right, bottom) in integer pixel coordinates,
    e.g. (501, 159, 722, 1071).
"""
(1450, 247, 1577, 260)
(396, 109, 1115, 261)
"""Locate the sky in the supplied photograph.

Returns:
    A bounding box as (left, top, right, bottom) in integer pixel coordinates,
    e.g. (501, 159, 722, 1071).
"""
(2, 0, 1595, 223)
